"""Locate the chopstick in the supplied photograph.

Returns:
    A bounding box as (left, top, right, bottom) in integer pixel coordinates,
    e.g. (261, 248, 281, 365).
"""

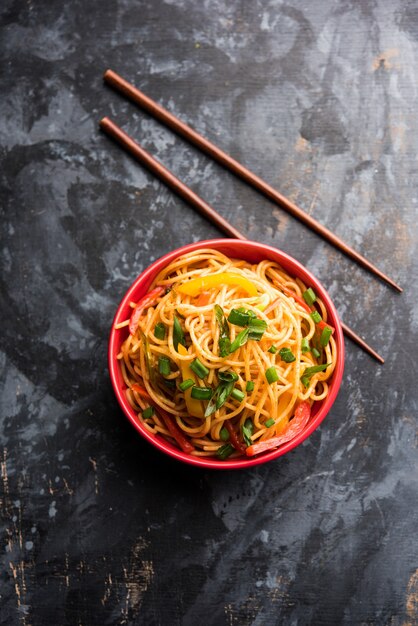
(99, 116, 385, 364)
(103, 69, 402, 294)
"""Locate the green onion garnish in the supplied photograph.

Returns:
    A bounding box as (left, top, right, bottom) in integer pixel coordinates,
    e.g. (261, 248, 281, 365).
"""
(179, 378, 194, 392)
(248, 319, 268, 340)
(268, 345, 277, 354)
(173, 316, 186, 351)
(265, 418, 275, 428)
(158, 356, 171, 376)
(312, 347, 321, 359)
(320, 326, 333, 347)
(303, 363, 331, 376)
(228, 308, 251, 327)
(214, 304, 231, 357)
(218, 370, 239, 383)
(142, 406, 154, 419)
(301, 363, 331, 387)
(301, 338, 310, 353)
(229, 328, 250, 354)
(154, 322, 166, 340)
(190, 358, 209, 379)
(246, 381, 255, 392)
(279, 347, 296, 363)
(265, 366, 279, 384)
(303, 288, 317, 306)
(217, 443, 234, 460)
(310, 310, 322, 324)
(230, 388, 245, 402)
(139, 331, 155, 385)
(191, 386, 212, 400)
(205, 380, 234, 417)
(220, 427, 230, 441)
(242, 418, 253, 446)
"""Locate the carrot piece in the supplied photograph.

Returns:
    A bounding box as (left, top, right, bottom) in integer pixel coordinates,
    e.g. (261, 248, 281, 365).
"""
(129, 286, 165, 335)
(195, 291, 211, 306)
(246, 401, 311, 457)
(157, 407, 194, 454)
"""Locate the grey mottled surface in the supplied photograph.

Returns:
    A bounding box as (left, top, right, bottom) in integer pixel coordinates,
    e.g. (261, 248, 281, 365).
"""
(1, 1, 418, 624)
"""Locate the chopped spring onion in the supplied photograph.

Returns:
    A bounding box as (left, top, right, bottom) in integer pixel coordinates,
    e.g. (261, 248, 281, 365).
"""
(279, 347, 296, 363)
(217, 443, 235, 460)
(142, 406, 154, 419)
(158, 356, 171, 377)
(312, 347, 321, 359)
(173, 316, 186, 351)
(139, 330, 155, 385)
(301, 363, 331, 387)
(230, 388, 245, 402)
(214, 304, 231, 357)
(218, 370, 239, 383)
(248, 318, 268, 340)
(220, 426, 230, 441)
(301, 338, 310, 353)
(205, 381, 234, 417)
(268, 345, 277, 354)
(303, 363, 331, 376)
(179, 378, 194, 392)
(320, 326, 333, 347)
(190, 358, 209, 379)
(246, 380, 255, 392)
(265, 418, 275, 428)
(229, 328, 250, 354)
(310, 310, 322, 324)
(265, 366, 279, 384)
(303, 288, 317, 306)
(228, 308, 251, 326)
(191, 386, 212, 400)
(242, 418, 254, 447)
(154, 322, 166, 340)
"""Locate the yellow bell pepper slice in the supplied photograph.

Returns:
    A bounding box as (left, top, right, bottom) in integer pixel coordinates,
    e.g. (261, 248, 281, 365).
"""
(176, 272, 257, 297)
(177, 343, 204, 418)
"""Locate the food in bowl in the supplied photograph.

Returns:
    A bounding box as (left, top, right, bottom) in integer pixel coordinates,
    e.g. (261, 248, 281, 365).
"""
(113, 246, 338, 461)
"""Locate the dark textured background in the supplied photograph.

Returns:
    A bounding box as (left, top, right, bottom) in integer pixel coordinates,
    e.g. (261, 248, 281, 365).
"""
(1, 1, 418, 624)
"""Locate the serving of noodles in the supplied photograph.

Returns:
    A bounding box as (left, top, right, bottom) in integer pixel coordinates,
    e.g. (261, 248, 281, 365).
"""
(115, 247, 337, 459)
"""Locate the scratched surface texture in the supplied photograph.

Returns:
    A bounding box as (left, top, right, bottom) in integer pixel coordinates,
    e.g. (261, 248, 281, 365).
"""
(1, 0, 418, 624)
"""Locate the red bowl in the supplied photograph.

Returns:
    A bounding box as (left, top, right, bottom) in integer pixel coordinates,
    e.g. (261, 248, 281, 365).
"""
(108, 239, 344, 469)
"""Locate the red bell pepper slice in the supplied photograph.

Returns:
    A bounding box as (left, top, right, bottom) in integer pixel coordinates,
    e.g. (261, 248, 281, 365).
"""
(245, 400, 311, 457)
(131, 383, 152, 400)
(131, 384, 194, 453)
(157, 407, 195, 454)
(225, 420, 247, 455)
(129, 286, 165, 335)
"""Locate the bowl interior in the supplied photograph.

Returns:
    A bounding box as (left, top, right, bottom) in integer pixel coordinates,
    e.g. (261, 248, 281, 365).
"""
(108, 239, 344, 469)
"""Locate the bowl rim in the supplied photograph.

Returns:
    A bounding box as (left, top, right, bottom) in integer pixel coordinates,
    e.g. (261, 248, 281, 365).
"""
(108, 238, 345, 469)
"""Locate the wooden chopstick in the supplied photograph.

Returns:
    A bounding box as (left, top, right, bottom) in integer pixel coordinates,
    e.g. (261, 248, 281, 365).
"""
(99, 116, 384, 364)
(103, 69, 402, 294)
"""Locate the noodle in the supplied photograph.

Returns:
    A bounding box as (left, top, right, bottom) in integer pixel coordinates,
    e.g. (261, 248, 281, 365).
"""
(116, 248, 337, 458)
